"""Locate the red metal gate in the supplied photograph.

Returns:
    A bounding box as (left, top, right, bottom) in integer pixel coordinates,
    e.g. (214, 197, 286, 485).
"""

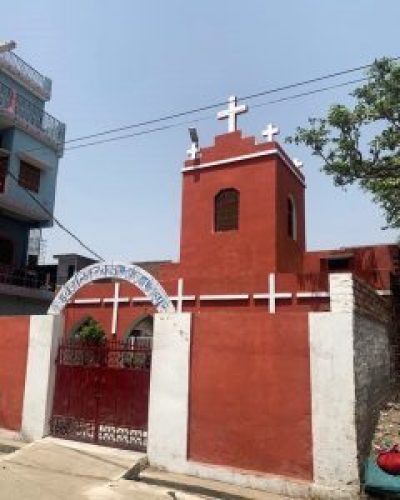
(50, 338, 151, 451)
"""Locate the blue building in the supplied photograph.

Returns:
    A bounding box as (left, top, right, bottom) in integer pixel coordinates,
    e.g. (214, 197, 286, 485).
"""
(0, 43, 65, 313)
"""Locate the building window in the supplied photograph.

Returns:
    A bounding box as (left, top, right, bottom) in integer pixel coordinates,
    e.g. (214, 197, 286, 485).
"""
(288, 195, 297, 240)
(0, 237, 13, 265)
(214, 188, 239, 232)
(67, 265, 75, 280)
(326, 256, 352, 272)
(18, 160, 41, 193)
(0, 156, 7, 193)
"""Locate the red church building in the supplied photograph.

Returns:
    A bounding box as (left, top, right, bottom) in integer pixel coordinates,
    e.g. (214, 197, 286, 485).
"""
(1, 96, 398, 498)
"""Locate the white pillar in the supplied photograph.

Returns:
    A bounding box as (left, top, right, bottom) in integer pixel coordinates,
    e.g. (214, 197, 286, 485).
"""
(309, 273, 360, 494)
(147, 312, 192, 469)
(21, 314, 64, 441)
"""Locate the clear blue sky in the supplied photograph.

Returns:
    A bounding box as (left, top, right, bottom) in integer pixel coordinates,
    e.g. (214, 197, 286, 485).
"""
(4, 1, 400, 263)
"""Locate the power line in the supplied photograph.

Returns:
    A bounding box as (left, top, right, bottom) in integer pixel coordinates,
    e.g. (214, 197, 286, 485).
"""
(64, 59, 390, 146)
(6, 169, 104, 261)
(65, 76, 368, 152)
(20, 56, 399, 156)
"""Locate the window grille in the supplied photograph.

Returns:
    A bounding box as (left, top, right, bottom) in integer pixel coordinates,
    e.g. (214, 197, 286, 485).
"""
(288, 196, 297, 240)
(0, 156, 7, 193)
(214, 188, 239, 232)
(18, 160, 41, 193)
(0, 237, 13, 265)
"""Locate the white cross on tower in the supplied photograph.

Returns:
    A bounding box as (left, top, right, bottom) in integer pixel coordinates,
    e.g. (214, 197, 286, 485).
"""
(187, 141, 199, 160)
(293, 158, 303, 169)
(103, 282, 130, 335)
(262, 123, 280, 142)
(217, 95, 248, 133)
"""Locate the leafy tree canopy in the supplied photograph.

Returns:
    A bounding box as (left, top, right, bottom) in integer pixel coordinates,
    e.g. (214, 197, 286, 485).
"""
(74, 318, 106, 344)
(287, 58, 400, 229)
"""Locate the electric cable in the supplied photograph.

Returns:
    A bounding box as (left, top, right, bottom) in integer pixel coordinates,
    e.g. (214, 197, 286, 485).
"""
(6, 169, 104, 261)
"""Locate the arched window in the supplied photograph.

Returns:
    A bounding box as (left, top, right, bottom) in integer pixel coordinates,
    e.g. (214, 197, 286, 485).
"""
(0, 237, 13, 265)
(288, 195, 297, 241)
(127, 315, 154, 342)
(125, 315, 153, 369)
(214, 188, 239, 232)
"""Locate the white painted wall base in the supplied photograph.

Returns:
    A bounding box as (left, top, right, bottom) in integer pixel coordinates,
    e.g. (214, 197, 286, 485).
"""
(21, 314, 63, 441)
(309, 311, 360, 488)
(147, 312, 191, 469)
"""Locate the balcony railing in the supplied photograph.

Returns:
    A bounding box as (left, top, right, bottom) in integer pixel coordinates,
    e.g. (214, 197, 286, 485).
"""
(0, 80, 65, 155)
(0, 50, 51, 100)
(0, 264, 55, 291)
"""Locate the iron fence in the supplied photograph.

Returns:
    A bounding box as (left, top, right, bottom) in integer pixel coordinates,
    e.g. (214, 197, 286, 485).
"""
(0, 80, 65, 154)
(0, 50, 51, 99)
(0, 265, 54, 291)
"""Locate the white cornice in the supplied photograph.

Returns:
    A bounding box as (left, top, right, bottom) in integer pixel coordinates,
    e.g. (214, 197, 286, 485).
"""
(182, 149, 306, 186)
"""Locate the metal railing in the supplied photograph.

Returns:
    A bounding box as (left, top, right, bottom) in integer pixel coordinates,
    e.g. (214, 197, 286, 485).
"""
(0, 264, 55, 291)
(0, 80, 65, 155)
(0, 50, 51, 100)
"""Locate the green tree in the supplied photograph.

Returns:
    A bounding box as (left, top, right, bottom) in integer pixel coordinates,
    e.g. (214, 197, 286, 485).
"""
(287, 58, 400, 229)
(74, 318, 106, 344)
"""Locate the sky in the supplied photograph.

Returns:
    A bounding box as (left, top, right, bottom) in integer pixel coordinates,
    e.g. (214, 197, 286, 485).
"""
(3, 1, 400, 263)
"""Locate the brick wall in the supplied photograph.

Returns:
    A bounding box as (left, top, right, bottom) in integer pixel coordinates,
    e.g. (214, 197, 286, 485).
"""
(353, 314, 390, 467)
(329, 273, 391, 469)
(353, 276, 391, 323)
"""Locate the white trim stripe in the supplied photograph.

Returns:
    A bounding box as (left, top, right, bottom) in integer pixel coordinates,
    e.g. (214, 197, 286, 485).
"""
(297, 291, 330, 298)
(199, 294, 249, 301)
(73, 298, 102, 304)
(377, 290, 392, 296)
(170, 296, 196, 301)
(182, 149, 306, 186)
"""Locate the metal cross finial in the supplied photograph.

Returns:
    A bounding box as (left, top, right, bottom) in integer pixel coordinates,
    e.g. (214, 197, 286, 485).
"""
(187, 141, 199, 160)
(217, 95, 248, 133)
(262, 123, 280, 142)
(293, 158, 303, 169)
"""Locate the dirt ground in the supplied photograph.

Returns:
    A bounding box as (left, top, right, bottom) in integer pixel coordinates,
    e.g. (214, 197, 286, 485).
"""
(372, 392, 400, 453)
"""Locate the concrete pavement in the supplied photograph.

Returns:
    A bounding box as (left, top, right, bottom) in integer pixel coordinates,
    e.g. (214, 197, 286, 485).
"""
(0, 435, 293, 499)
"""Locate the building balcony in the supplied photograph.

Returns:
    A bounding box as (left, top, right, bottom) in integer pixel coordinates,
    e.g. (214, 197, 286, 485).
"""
(0, 50, 52, 101)
(0, 80, 65, 156)
(0, 263, 55, 301)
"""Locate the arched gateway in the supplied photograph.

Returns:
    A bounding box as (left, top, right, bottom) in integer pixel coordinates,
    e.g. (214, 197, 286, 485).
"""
(49, 262, 174, 452)
(48, 262, 175, 315)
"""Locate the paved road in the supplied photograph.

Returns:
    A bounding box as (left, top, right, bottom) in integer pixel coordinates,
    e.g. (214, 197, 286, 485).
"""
(0, 438, 205, 499)
(0, 436, 290, 499)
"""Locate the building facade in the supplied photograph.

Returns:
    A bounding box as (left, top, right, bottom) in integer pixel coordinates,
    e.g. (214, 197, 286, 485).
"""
(0, 44, 65, 313)
(0, 96, 398, 497)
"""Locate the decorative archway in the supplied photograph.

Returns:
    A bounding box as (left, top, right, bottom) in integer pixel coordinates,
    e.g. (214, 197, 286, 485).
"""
(48, 262, 175, 315)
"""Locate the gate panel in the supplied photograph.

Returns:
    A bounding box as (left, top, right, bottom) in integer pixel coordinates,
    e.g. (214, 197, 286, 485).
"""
(51, 339, 152, 451)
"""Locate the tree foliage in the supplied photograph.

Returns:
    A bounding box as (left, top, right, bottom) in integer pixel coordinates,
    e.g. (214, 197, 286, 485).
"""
(74, 318, 106, 344)
(287, 58, 400, 229)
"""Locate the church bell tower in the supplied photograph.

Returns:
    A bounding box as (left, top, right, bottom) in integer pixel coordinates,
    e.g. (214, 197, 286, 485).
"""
(179, 96, 306, 281)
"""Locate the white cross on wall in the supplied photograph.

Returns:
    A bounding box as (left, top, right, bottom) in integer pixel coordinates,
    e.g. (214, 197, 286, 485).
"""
(103, 282, 130, 335)
(253, 273, 292, 314)
(262, 123, 280, 142)
(169, 278, 196, 312)
(187, 142, 199, 160)
(217, 95, 248, 133)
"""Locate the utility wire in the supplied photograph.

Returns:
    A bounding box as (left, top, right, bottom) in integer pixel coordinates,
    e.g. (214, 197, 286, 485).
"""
(64, 59, 392, 146)
(65, 76, 368, 152)
(6, 169, 104, 261)
(20, 56, 400, 156)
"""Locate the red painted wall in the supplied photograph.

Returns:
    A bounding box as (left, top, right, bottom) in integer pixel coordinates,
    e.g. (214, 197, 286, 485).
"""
(0, 316, 30, 430)
(188, 311, 313, 480)
(180, 132, 306, 279)
(276, 154, 306, 272)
